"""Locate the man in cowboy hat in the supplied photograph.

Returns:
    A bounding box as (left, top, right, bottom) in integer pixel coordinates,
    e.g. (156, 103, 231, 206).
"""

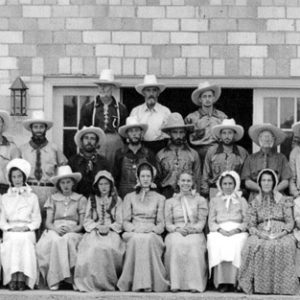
(185, 81, 227, 165)
(156, 112, 201, 199)
(241, 123, 292, 201)
(79, 69, 128, 166)
(69, 126, 110, 198)
(130, 74, 171, 153)
(201, 119, 248, 199)
(289, 122, 300, 197)
(114, 116, 156, 198)
(0, 110, 20, 194)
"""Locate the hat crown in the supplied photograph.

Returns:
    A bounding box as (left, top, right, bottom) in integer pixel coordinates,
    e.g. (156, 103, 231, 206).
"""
(125, 116, 142, 127)
(56, 165, 74, 178)
(220, 118, 237, 127)
(164, 113, 185, 128)
(30, 110, 47, 121)
(142, 74, 159, 86)
(99, 69, 116, 83)
(197, 81, 214, 91)
(6, 158, 31, 179)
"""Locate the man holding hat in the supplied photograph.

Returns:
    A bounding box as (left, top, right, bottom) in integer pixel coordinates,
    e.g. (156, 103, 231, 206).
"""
(289, 122, 300, 197)
(79, 69, 128, 166)
(69, 126, 110, 198)
(241, 123, 292, 201)
(114, 116, 156, 198)
(185, 81, 227, 164)
(130, 74, 171, 153)
(0, 110, 20, 194)
(156, 112, 201, 199)
(201, 119, 248, 199)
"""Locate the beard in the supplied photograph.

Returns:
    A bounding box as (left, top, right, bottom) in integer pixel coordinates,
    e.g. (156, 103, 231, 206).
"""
(128, 136, 142, 145)
(82, 143, 96, 153)
(31, 132, 47, 145)
(172, 138, 186, 146)
(222, 139, 234, 146)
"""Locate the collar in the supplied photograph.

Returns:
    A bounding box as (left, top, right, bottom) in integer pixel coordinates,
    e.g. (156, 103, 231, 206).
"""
(8, 184, 32, 196)
(52, 192, 82, 202)
(198, 107, 220, 118)
(141, 102, 160, 113)
(163, 141, 191, 152)
(29, 139, 49, 150)
(257, 148, 276, 157)
(215, 143, 241, 156)
(95, 95, 117, 108)
(125, 144, 143, 154)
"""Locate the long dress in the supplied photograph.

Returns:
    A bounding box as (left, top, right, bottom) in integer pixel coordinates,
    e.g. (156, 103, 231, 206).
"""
(0, 187, 41, 289)
(239, 193, 299, 295)
(207, 193, 248, 288)
(74, 195, 125, 291)
(36, 192, 87, 288)
(164, 192, 208, 292)
(117, 190, 169, 292)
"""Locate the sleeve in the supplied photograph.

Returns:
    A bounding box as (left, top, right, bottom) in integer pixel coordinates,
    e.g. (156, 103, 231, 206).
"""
(282, 197, 295, 233)
(83, 198, 98, 232)
(56, 147, 68, 166)
(119, 103, 128, 126)
(164, 198, 177, 233)
(248, 200, 259, 236)
(241, 156, 251, 181)
(0, 197, 12, 231)
(153, 196, 165, 234)
(238, 197, 249, 232)
(78, 196, 88, 215)
(10, 143, 21, 159)
(44, 195, 54, 211)
(280, 155, 293, 181)
(110, 197, 123, 233)
(27, 194, 42, 231)
(122, 194, 135, 232)
(289, 149, 299, 197)
(201, 151, 212, 197)
(113, 150, 122, 188)
(129, 106, 137, 117)
(155, 152, 164, 189)
(190, 196, 208, 233)
(208, 197, 220, 232)
(79, 102, 93, 129)
(193, 151, 202, 193)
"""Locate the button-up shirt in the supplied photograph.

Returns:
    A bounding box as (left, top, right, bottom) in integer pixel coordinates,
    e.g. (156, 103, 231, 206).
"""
(185, 108, 227, 146)
(130, 102, 171, 141)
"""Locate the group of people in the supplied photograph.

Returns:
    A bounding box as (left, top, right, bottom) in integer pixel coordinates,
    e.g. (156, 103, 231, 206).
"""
(0, 69, 300, 295)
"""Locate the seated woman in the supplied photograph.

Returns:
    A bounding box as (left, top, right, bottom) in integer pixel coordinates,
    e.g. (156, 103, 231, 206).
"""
(0, 158, 41, 291)
(36, 165, 87, 290)
(207, 170, 248, 292)
(164, 171, 208, 293)
(239, 168, 299, 295)
(74, 170, 124, 291)
(117, 162, 169, 292)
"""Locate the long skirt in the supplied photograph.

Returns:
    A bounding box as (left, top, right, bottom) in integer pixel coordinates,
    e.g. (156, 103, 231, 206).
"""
(117, 232, 169, 292)
(74, 230, 125, 291)
(164, 232, 207, 292)
(1, 231, 38, 289)
(36, 230, 82, 288)
(213, 262, 238, 288)
(239, 234, 299, 295)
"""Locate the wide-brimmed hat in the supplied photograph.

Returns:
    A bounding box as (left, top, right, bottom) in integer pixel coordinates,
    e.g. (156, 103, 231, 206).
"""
(0, 110, 10, 132)
(94, 69, 121, 87)
(50, 165, 82, 186)
(191, 81, 221, 106)
(6, 158, 31, 179)
(292, 122, 300, 143)
(74, 126, 106, 148)
(118, 116, 148, 138)
(161, 112, 194, 134)
(212, 119, 244, 142)
(135, 74, 166, 95)
(249, 123, 286, 146)
(93, 170, 115, 187)
(23, 111, 53, 131)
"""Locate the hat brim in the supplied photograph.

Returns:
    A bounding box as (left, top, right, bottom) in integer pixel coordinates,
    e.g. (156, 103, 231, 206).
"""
(191, 85, 221, 106)
(23, 119, 53, 131)
(161, 124, 194, 134)
(135, 84, 166, 95)
(212, 124, 244, 142)
(94, 80, 121, 88)
(74, 127, 106, 148)
(0, 111, 9, 132)
(118, 124, 148, 138)
(51, 173, 82, 186)
(249, 124, 286, 146)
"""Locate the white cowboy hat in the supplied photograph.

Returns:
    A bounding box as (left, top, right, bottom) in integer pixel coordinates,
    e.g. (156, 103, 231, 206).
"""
(161, 112, 194, 134)
(191, 81, 221, 106)
(50, 165, 82, 186)
(249, 123, 286, 146)
(135, 74, 166, 95)
(292, 121, 300, 135)
(6, 158, 31, 179)
(23, 110, 53, 131)
(94, 69, 121, 87)
(118, 116, 148, 138)
(212, 119, 244, 142)
(0, 110, 10, 132)
(74, 126, 106, 148)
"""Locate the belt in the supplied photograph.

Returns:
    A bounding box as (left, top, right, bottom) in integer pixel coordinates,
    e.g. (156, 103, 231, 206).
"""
(27, 181, 54, 187)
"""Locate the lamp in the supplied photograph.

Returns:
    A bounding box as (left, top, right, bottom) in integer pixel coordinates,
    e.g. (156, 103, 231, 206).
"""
(9, 77, 28, 116)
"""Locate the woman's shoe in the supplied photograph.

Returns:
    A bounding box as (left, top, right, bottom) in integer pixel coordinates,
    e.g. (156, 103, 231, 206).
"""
(50, 284, 59, 291)
(17, 281, 26, 291)
(8, 281, 17, 291)
(218, 284, 229, 293)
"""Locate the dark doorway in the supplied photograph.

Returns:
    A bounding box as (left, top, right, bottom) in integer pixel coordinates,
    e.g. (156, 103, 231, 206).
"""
(122, 87, 253, 154)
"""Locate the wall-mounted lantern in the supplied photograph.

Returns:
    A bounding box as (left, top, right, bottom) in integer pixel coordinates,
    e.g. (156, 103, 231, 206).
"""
(9, 77, 28, 116)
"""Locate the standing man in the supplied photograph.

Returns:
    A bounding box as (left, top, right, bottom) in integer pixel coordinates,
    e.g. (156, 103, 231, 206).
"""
(130, 74, 171, 153)
(241, 123, 292, 201)
(69, 126, 110, 198)
(156, 113, 201, 199)
(185, 81, 227, 165)
(114, 116, 156, 198)
(79, 69, 128, 166)
(201, 119, 248, 199)
(0, 110, 20, 194)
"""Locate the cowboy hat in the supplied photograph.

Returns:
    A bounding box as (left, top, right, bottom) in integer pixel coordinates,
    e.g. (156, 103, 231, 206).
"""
(191, 81, 221, 106)
(118, 116, 148, 138)
(93, 170, 115, 186)
(94, 69, 121, 87)
(74, 126, 106, 148)
(50, 165, 82, 186)
(23, 110, 53, 131)
(161, 112, 194, 134)
(212, 119, 244, 142)
(135, 74, 166, 95)
(0, 110, 10, 132)
(6, 158, 31, 179)
(249, 123, 286, 146)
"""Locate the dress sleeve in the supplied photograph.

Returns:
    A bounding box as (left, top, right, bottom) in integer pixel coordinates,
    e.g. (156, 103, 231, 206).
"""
(201, 151, 211, 197)
(190, 195, 208, 233)
(78, 195, 87, 215)
(153, 195, 165, 235)
(44, 195, 54, 211)
(282, 197, 295, 233)
(208, 197, 220, 232)
(83, 198, 98, 232)
(238, 197, 249, 232)
(123, 194, 135, 232)
(110, 197, 123, 233)
(289, 149, 299, 197)
(164, 198, 177, 233)
(27, 194, 42, 231)
(0, 197, 12, 231)
(248, 200, 259, 235)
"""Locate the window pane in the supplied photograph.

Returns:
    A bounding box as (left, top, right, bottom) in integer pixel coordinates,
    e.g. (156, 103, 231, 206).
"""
(63, 129, 77, 159)
(280, 97, 294, 129)
(64, 96, 78, 127)
(263, 97, 277, 126)
(297, 98, 300, 121)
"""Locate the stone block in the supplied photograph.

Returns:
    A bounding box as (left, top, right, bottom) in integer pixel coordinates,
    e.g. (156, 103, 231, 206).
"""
(210, 19, 236, 31)
(239, 58, 250, 76)
(109, 58, 121, 75)
(66, 18, 92, 30)
(135, 58, 147, 75)
(267, 20, 294, 31)
(83, 57, 96, 75)
(200, 58, 212, 76)
(269, 45, 296, 58)
(58, 0, 70, 4)
(137, 6, 165, 18)
(290, 59, 300, 76)
(187, 58, 199, 76)
(109, 0, 121, 4)
(23, 5, 51, 17)
(211, 45, 238, 58)
(112, 32, 140, 44)
(28, 96, 43, 110)
(142, 32, 169, 44)
(44, 57, 58, 74)
(286, 33, 300, 44)
(228, 32, 256, 44)
(181, 19, 208, 31)
(174, 58, 186, 76)
(152, 45, 180, 58)
(0, 18, 8, 30)
(172, 0, 184, 4)
(38, 18, 65, 30)
(160, 0, 171, 4)
(32, 57, 44, 74)
(238, 19, 266, 31)
(182, 45, 209, 57)
(225, 58, 239, 76)
(223, 0, 235, 4)
(97, 57, 109, 73)
(9, 45, 37, 57)
(123, 58, 134, 75)
(200, 6, 227, 18)
(93, 18, 122, 30)
(257, 32, 284, 44)
(71, 57, 83, 74)
(83, 31, 111, 43)
(160, 58, 173, 75)
(228, 6, 256, 18)
(213, 59, 225, 76)
(287, 7, 300, 18)
(24, 31, 52, 44)
(153, 19, 179, 31)
(109, 6, 135, 17)
(96, 45, 123, 57)
(79, 5, 107, 17)
(59, 57, 71, 73)
(37, 45, 65, 57)
(52, 5, 79, 17)
(167, 6, 195, 18)
(9, 18, 37, 30)
(209, 0, 222, 6)
(122, 0, 134, 4)
(27, 83, 43, 96)
(171, 32, 198, 44)
(236, 0, 247, 5)
(251, 58, 263, 76)
(54, 31, 82, 44)
(276, 58, 289, 77)
(240, 46, 268, 58)
(199, 32, 226, 44)
(264, 58, 276, 76)
(148, 58, 160, 74)
(122, 18, 152, 31)
(0, 31, 22, 43)
(257, 6, 285, 18)
(0, 45, 8, 56)
(66, 45, 94, 56)
(0, 6, 22, 17)
(124, 45, 151, 57)
(18, 57, 32, 75)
